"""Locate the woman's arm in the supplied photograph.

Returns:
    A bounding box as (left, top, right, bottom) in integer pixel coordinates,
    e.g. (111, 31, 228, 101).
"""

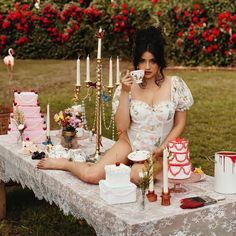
(154, 110, 187, 158)
(114, 71, 133, 133)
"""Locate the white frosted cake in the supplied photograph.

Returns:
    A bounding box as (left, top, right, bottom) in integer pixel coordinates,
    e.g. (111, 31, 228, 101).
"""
(8, 91, 46, 144)
(168, 138, 192, 179)
(214, 151, 236, 194)
(99, 163, 137, 204)
(105, 163, 131, 187)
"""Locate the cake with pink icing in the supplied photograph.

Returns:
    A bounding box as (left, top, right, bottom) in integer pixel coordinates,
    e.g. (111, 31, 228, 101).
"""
(14, 91, 38, 106)
(168, 138, 192, 179)
(8, 91, 46, 144)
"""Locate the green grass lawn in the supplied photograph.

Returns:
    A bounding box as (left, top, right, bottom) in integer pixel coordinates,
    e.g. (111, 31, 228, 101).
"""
(0, 60, 236, 235)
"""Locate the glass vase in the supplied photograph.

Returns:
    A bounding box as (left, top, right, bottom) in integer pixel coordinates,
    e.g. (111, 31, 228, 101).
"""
(61, 130, 76, 149)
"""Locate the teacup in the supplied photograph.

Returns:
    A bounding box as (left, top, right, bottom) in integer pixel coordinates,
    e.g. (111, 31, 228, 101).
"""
(130, 70, 144, 84)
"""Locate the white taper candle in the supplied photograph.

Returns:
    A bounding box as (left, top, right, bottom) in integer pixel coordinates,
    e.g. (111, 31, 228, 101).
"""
(86, 55, 91, 82)
(116, 56, 120, 85)
(163, 147, 169, 193)
(46, 103, 50, 137)
(108, 57, 113, 87)
(97, 28, 102, 59)
(76, 57, 81, 86)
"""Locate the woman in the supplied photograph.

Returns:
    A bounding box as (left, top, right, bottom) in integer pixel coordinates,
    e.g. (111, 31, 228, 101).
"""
(37, 26, 193, 184)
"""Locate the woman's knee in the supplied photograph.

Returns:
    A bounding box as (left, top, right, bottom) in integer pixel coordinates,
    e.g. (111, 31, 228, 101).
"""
(82, 166, 105, 184)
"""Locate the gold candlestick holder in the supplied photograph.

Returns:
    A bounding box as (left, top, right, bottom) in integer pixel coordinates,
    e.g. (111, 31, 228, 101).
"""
(73, 85, 81, 104)
(107, 86, 113, 97)
(72, 29, 117, 162)
(93, 58, 102, 161)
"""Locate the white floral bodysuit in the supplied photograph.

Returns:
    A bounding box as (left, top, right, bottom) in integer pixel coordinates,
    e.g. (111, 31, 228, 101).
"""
(112, 76, 194, 152)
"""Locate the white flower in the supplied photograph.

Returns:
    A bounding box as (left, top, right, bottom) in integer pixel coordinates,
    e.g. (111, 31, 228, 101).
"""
(18, 124, 25, 130)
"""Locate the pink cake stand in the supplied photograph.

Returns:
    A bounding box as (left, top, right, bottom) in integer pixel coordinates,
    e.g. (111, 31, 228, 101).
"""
(156, 172, 205, 193)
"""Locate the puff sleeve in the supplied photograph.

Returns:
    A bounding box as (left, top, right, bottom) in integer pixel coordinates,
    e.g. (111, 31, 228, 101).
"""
(172, 76, 194, 111)
(112, 85, 131, 115)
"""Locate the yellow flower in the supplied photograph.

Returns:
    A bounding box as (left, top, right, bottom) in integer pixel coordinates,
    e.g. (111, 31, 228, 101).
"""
(54, 114, 60, 123)
(59, 111, 64, 121)
(193, 167, 204, 174)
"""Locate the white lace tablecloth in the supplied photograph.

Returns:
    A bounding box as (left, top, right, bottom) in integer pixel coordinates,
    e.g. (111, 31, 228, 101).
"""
(0, 131, 236, 236)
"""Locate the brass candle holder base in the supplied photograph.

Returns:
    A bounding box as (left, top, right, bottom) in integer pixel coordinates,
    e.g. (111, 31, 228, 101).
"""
(73, 85, 81, 103)
(161, 189, 171, 206)
(43, 136, 53, 146)
(146, 190, 157, 202)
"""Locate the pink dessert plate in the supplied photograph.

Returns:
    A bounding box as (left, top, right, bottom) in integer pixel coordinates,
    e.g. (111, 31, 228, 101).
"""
(156, 172, 206, 193)
(156, 171, 206, 183)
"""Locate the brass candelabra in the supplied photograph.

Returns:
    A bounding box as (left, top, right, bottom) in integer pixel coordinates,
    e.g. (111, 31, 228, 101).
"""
(73, 29, 116, 162)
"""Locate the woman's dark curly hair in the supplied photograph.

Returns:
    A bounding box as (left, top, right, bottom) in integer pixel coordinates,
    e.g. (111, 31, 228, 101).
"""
(132, 26, 167, 87)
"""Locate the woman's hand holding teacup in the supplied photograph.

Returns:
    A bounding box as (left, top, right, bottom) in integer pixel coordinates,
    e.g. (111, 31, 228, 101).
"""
(121, 70, 133, 92)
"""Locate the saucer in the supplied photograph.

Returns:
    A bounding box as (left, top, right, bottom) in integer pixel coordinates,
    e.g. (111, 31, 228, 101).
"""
(156, 172, 206, 183)
(128, 150, 150, 162)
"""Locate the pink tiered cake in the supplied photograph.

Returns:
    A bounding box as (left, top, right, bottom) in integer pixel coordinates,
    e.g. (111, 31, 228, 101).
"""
(168, 138, 192, 179)
(8, 91, 47, 144)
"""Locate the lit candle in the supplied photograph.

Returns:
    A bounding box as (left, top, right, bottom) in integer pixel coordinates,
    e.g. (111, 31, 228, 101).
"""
(163, 147, 169, 193)
(108, 57, 113, 87)
(86, 55, 90, 82)
(76, 56, 81, 86)
(149, 155, 154, 192)
(116, 56, 120, 85)
(46, 103, 50, 137)
(97, 28, 102, 59)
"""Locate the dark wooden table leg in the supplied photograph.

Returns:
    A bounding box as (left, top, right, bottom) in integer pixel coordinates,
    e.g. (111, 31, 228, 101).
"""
(0, 180, 6, 220)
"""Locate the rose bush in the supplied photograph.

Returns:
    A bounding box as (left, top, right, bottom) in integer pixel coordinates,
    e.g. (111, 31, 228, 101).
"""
(0, 0, 235, 66)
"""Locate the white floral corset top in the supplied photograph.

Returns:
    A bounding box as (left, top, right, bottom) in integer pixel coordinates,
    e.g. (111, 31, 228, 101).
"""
(112, 76, 194, 152)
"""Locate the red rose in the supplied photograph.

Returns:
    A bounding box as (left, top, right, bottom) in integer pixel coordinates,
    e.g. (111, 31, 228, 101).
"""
(207, 35, 214, 42)
(2, 21, 10, 29)
(206, 46, 213, 53)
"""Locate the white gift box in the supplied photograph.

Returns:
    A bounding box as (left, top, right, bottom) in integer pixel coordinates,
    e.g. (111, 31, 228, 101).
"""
(214, 151, 236, 194)
(99, 180, 137, 205)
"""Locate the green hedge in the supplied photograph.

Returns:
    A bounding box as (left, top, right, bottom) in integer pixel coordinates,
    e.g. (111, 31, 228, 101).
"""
(0, 0, 235, 66)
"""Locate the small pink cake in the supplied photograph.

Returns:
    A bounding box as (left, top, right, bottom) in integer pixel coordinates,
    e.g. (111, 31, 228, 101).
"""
(9, 117, 45, 131)
(168, 138, 192, 179)
(13, 106, 41, 118)
(8, 91, 46, 144)
(14, 91, 38, 106)
(8, 130, 46, 144)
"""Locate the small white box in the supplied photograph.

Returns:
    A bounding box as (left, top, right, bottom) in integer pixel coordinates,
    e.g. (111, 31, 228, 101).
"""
(99, 180, 137, 205)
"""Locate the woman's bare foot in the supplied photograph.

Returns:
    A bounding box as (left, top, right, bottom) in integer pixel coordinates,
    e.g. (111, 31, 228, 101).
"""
(36, 158, 69, 170)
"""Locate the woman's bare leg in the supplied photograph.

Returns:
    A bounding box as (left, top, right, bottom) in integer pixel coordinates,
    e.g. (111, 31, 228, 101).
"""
(37, 133, 132, 184)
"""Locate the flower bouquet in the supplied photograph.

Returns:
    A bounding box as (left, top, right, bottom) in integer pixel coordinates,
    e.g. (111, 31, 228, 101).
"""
(54, 108, 83, 149)
(13, 108, 26, 143)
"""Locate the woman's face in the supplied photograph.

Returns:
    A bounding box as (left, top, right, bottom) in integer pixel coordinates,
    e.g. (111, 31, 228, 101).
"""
(138, 51, 159, 80)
